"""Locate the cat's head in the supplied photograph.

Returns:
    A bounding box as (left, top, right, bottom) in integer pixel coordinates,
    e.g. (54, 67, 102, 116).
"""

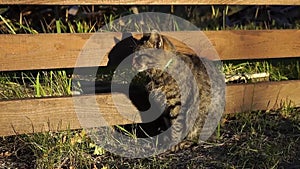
(132, 30, 176, 72)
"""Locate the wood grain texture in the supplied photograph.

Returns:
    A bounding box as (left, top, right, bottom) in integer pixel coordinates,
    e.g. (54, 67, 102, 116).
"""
(1, 30, 300, 71)
(0, 0, 299, 5)
(1, 80, 299, 136)
(225, 80, 300, 114)
(0, 33, 115, 71)
(0, 93, 140, 136)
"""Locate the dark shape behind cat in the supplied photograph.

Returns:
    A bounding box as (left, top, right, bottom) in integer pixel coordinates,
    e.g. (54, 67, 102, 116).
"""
(132, 30, 224, 151)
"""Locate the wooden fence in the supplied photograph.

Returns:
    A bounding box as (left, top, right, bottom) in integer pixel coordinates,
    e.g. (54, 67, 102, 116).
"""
(1, 1, 300, 136)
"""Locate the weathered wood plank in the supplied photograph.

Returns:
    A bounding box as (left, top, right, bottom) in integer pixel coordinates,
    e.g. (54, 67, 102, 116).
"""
(0, 80, 299, 136)
(0, 0, 299, 5)
(1, 30, 300, 71)
(1, 33, 115, 71)
(0, 93, 141, 136)
(225, 80, 300, 113)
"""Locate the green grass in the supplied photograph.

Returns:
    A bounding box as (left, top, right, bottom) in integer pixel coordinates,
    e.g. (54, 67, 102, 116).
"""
(0, 71, 73, 99)
(223, 59, 300, 82)
(1, 6, 300, 33)
(220, 106, 300, 168)
(21, 129, 94, 169)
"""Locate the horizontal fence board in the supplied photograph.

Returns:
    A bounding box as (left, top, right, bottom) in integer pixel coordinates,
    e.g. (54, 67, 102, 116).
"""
(226, 80, 300, 114)
(0, 0, 299, 5)
(0, 93, 141, 136)
(1, 30, 300, 71)
(0, 80, 299, 136)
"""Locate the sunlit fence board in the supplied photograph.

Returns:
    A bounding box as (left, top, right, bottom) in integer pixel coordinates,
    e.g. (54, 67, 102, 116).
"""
(1, 80, 299, 136)
(0, 0, 299, 5)
(225, 80, 300, 114)
(1, 30, 300, 71)
(0, 93, 141, 136)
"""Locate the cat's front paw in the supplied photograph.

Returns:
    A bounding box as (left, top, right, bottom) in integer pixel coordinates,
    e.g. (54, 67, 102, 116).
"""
(170, 140, 195, 152)
(169, 105, 180, 118)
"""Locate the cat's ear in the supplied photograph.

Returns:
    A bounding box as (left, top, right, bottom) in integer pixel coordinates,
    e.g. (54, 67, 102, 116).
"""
(149, 30, 163, 49)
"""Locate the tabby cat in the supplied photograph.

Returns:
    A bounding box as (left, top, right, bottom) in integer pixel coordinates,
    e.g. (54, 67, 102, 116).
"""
(132, 30, 224, 151)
